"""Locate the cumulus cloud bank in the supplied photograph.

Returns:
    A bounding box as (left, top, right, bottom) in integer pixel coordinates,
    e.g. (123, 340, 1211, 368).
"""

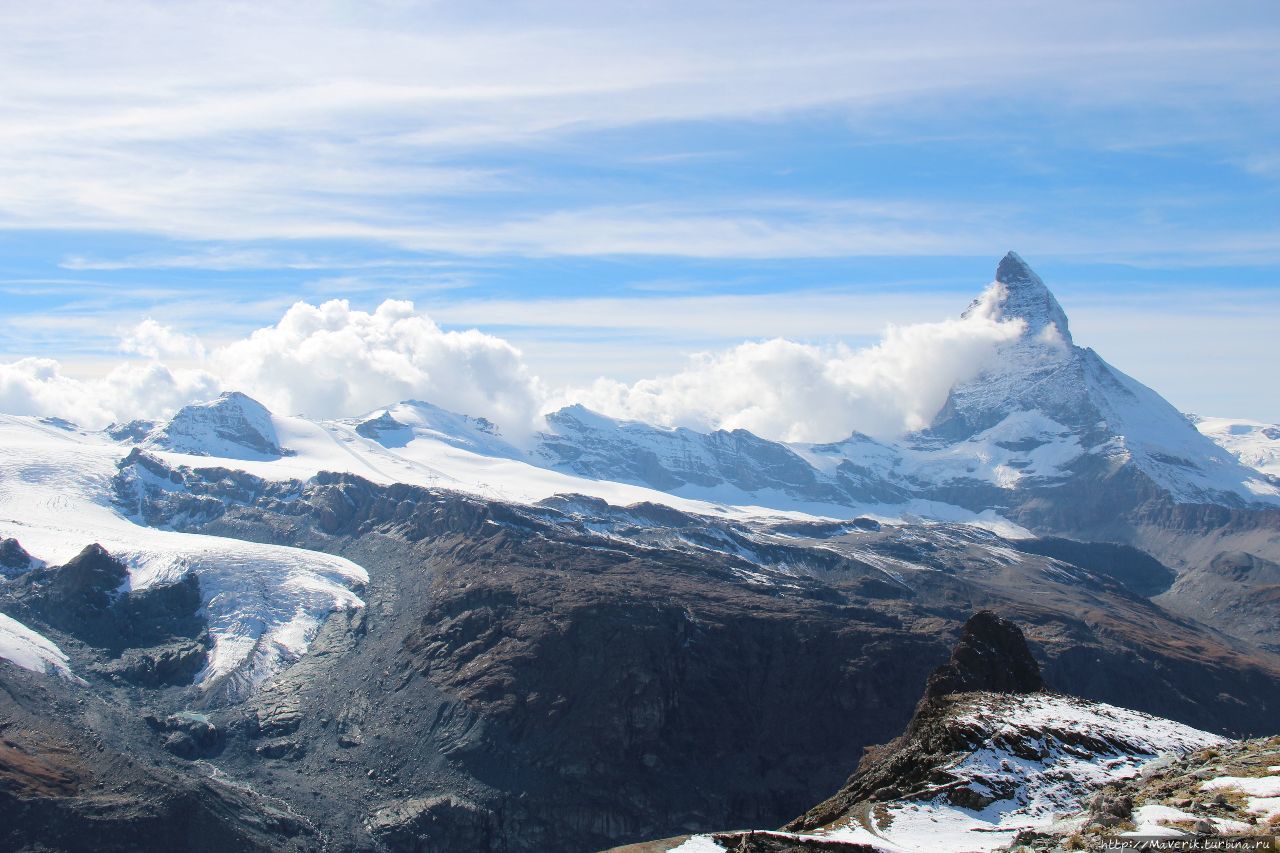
(211, 299, 543, 434)
(0, 287, 1026, 443)
(1, 300, 545, 437)
(0, 358, 219, 428)
(566, 286, 1025, 442)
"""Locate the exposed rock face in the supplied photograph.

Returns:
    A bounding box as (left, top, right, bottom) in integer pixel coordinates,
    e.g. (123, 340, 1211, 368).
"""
(0, 666, 313, 852)
(923, 610, 1045, 699)
(6, 456, 1280, 851)
(367, 795, 497, 852)
(0, 537, 35, 577)
(4, 544, 208, 686)
(789, 610, 1049, 832)
(118, 466, 1277, 849)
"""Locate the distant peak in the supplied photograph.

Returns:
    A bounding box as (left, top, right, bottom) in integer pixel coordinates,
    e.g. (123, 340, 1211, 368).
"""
(146, 390, 288, 459)
(995, 250, 1035, 283)
(988, 252, 1072, 343)
(210, 390, 269, 411)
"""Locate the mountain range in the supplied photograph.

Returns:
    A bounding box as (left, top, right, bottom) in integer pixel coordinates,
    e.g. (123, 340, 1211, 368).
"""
(0, 253, 1277, 851)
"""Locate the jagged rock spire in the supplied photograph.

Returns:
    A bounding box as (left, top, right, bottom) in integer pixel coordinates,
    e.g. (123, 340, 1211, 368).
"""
(924, 610, 1045, 698)
(991, 251, 1072, 343)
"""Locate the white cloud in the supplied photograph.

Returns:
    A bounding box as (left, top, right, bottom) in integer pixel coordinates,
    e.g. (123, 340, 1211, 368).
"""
(0, 2, 1275, 255)
(1, 301, 543, 435)
(1, 289, 1030, 442)
(210, 299, 544, 435)
(0, 357, 219, 428)
(561, 285, 1025, 442)
(120, 318, 206, 360)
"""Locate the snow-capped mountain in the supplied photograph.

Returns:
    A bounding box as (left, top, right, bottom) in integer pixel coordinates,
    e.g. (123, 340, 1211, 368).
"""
(75, 256, 1277, 541)
(143, 391, 292, 460)
(1191, 414, 1280, 477)
(0, 413, 367, 699)
(534, 403, 911, 507)
(906, 253, 1277, 508)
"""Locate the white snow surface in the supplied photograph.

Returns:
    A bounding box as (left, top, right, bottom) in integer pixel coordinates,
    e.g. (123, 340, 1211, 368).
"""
(653, 693, 1223, 853)
(130, 398, 1024, 532)
(667, 836, 728, 853)
(1202, 773, 1280, 822)
(1192, 415, 1280, 477)
(809, 693, 1222, 853)
(0, 611, 75, 679)
(0, 414, 367, 695)
(1126, 804, 1196, 837)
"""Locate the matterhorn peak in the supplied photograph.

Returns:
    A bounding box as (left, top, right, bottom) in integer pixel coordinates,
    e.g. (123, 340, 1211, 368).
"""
(991, 251, 1072, 344)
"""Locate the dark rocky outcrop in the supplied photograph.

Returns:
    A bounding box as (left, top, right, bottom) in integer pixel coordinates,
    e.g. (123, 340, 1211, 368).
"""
(20, 544, 127, 635)
(0, 537, 35, 578)
(367, 795, 497, 852)
(923, 610, 1045, 699)
(787, 611, 1047, 833)
(3, 544, 208, 686)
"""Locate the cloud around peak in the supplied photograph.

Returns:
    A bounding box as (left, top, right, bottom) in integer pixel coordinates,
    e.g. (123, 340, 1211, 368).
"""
(562, 284, 1025, 442)
(0, 284, 1029, 444)
(212, 299, 544, 434)
(1, 299, 545, 438)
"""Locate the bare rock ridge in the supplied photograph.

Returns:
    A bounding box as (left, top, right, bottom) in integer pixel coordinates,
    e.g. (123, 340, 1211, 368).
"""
(787, 611, 1046, 833)
(0, 537, 36, 577)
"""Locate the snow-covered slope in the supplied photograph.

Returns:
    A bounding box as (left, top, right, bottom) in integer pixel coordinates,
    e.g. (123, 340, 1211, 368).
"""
(144, 391, 291, 460)
(0, 414, 367, 696)
(664, 692, 1223, 853)
(0, 611, 76, 679)
(1192, 415, 1280, 477)
(892, 253, 1278, 506)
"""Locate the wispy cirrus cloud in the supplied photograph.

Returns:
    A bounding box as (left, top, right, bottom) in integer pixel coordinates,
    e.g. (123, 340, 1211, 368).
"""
(0, 1, 1277, 257)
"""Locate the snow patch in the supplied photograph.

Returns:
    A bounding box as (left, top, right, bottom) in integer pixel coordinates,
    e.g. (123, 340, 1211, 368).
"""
(0, 612, 76, 679)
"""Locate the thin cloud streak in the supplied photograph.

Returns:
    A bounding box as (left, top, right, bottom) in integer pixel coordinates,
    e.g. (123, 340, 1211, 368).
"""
(0, 1, 1277, 256)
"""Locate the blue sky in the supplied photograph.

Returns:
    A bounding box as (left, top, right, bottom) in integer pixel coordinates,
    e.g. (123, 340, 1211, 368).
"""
(1, 0, 1278, 424)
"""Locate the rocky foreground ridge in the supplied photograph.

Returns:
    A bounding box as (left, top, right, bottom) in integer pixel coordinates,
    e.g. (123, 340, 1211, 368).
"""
(618, 612, 1279, 853)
